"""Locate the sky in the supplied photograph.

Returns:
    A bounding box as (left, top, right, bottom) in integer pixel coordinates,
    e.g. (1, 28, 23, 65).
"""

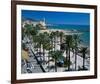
(22, 10, 90, 25)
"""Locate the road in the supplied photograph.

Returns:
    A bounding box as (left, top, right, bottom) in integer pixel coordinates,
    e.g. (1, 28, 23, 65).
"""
(21, 43, 43, 73)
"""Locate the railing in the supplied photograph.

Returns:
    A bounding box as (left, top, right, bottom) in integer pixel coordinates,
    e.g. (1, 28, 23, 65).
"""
(30, 49, 46, 72)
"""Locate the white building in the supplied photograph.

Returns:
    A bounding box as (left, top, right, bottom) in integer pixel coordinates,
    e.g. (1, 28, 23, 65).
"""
(22, 18, 46, 29)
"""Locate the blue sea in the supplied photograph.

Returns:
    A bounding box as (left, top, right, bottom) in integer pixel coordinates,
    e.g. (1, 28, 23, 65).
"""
(47, 24, 90, 46)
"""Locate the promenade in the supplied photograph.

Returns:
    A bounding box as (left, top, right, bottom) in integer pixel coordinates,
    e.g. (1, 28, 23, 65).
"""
(21, 36, 90, 73)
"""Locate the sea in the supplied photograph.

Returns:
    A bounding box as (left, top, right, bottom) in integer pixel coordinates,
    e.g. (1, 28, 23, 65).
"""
(47, 24, 90, 47)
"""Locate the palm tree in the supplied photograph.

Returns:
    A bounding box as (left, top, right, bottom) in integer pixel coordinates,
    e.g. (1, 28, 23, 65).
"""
(65, 35, 73, 71)
(44, 43, 53, 72)
(24, 24, 33, 37)
(22, 28, 26, 40)
(30, 27, 38, 36)
(59, 32, 64, 51)
(79, 47, 88, 70)
(32, 35, 40, 52)
(49, 50, 63, 72)
(24, 24, 39, 45)
(32, 34, 43, 60)
(50, 32, 56, 51)
(35, 32, 50, 64)
(73, 34, 81, 70)
(36, 33, 44, 62)
(42, 32, 50, 63)
(55, 31, 60, 42)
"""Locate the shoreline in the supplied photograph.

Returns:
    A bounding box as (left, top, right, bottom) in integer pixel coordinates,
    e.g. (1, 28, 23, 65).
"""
(39, 28, 89, 48)
(39, 28, 83, 35)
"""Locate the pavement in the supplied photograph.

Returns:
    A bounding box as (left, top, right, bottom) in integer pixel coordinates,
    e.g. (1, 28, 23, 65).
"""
(21, 35, 90, 74)
(21, 43, 43, 73)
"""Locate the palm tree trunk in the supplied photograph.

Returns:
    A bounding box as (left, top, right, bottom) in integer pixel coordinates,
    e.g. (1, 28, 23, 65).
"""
(39, 47, 41, 55)
(65, 49, 68, 70)
(55, 60, 57, 72)
(48, 49, 51, 72)
(83, 53, 85, 70)
(60, 36, 62, 51)
(54, 37, 56, 51)
(66, 50, 68, 62)
(51, 40, 53, 51)
(39, 44, 42, 61)
(75, 49, 77, 70)
(48, 51, 50, 72)
(43, 47, 45, 64)
(68, 48, 70, 71)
